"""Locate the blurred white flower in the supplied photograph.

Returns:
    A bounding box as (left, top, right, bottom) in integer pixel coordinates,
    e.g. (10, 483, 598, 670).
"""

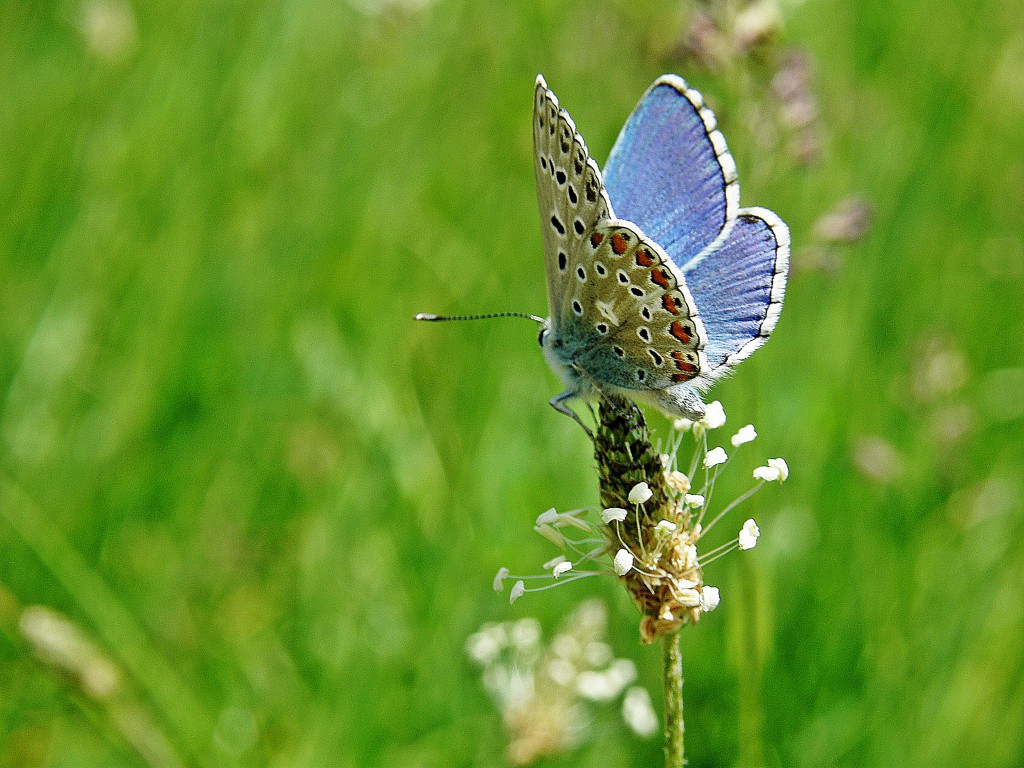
(601, 507, 627, 523)
(700, 400, 727, 429)
(628, 482, 653, 505)
(613, 549, 634, 576)
(703, 447, 728, 468)
(552, 561, 573, 578)
(622, 686, 659, 737)
(739, 519, 760, 550)
(543, 555, 567, 570)
(684, 493, 704, 507)
(673, 417, 694, 432)
(731, 424, 757, 446)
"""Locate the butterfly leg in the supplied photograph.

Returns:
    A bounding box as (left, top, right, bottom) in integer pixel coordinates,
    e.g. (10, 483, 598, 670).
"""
(549, 390, 594, 439)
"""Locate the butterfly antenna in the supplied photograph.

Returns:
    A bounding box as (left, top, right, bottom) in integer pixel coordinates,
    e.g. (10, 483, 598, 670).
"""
(414, 312, 546, 325)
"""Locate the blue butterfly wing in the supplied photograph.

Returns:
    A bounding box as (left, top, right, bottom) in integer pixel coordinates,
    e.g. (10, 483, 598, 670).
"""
(603, 75, 739, 268)
(681, 208, 789, 373)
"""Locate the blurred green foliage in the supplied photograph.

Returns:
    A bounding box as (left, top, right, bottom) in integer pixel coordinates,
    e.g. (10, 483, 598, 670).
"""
(1, 0, 1023, 766)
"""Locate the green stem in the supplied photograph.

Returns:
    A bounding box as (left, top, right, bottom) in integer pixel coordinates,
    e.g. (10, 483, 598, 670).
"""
(663, 630, 685, 767)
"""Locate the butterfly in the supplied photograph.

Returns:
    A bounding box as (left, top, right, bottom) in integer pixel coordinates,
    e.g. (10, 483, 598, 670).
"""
(418, 75, 789, 432)
(533, 74, 789, 427)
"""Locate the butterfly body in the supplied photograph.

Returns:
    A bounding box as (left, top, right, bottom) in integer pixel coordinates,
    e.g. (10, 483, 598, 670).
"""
(534, 74, 789, 423)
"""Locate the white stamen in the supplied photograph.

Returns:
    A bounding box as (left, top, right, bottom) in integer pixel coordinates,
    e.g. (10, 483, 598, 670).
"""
(700, 586, 721, 612)
(628, 482, 653, 505)
(703, 447, 728, 468)
(684, 494, 704, 507)
(601, 507, 628, 523)
(739, 519, 760, 550)
(730, 424, 757, 446)
(613, 548, 634, 576)
(509, 580, 525, 604)
(768, 457, 789, 482)
(552, 560, 573, 578)
(535, 507, 559, 526)
(493, 567, 510, 592)
(700, 400, 726, 429)
(753, 465, 781, 482)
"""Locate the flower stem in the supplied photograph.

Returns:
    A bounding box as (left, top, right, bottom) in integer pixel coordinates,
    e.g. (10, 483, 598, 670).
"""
(663, 630, 685, 766)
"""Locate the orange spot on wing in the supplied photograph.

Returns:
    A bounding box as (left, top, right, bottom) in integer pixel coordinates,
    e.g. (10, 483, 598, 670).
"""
(635, 249, 654, 267)
(670, 321, 692, 344)
(611, 233, 629, 255)
(651, 268, 670, 289)
(672, 372, 695, 382)
(662, 295, 680, 315)
(590, 232, 604, 247)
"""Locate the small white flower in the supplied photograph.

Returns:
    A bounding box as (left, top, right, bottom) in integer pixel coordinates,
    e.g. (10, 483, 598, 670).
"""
(623, 686, 658, 738)
(768, 457, 789, 482)
(673, 417, 694, 432)
(700, 586, 721, 612)
(509, 580, 525, 604)
(700, 400, 727, 429)
(684, 493, 704, 507)
(628, 482, 653, 505)
(753, 464, 781, 482)
(613, 548, 634, 576)
(731, 424, 757, 446)
(601, 507, 628, 523)
(542, 555, 567, 570)
(493, 567, 510, 592)
(552, 560, 573, 578)
(703, 446, 728, 468)
(654, 519, 677, 535)
(535, 507, 559, 526)
(739, 518, 760, 550)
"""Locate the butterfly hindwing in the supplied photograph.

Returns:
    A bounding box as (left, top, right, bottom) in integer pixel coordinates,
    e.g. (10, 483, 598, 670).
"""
(682, 208, 790, 375)
(534, 76, 613, 335)
(563, 220, 706, 391)
(603, 75, 739, 269)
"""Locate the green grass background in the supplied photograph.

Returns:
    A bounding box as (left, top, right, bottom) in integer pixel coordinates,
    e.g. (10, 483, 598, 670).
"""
(2, 0, 1023, 766)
